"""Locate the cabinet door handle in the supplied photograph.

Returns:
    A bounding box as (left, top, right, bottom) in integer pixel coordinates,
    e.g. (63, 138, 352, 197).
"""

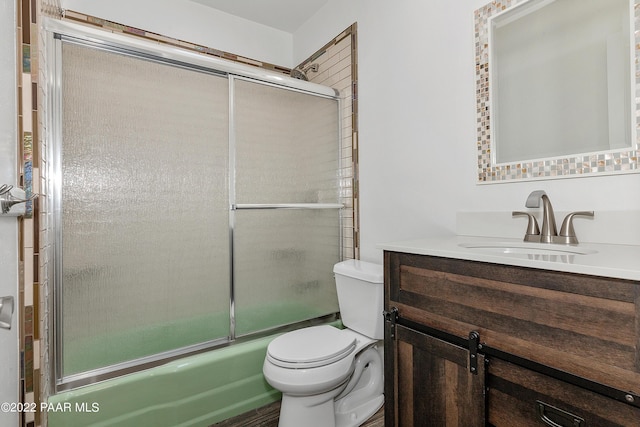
(536, 401, 584, 427)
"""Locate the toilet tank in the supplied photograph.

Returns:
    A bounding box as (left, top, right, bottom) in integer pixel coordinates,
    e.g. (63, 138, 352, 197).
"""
(333, 260, 384, 340)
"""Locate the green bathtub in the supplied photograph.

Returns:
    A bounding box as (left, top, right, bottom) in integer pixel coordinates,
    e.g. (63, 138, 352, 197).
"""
(48, 319, 341, 427)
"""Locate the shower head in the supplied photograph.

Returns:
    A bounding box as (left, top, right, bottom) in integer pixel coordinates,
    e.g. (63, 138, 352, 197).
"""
(289, 68, 308, 80)
(289, 63, 319, 81)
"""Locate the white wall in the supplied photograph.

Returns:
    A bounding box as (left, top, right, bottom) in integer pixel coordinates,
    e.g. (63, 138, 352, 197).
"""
(293, 0, 640, 264)
(60, 0, 294, 66)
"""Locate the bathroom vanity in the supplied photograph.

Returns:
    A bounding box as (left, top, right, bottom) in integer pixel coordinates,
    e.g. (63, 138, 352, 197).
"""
(380, 237, 640, 426)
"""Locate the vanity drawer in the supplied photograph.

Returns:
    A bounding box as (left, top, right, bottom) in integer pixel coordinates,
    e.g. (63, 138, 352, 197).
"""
(385, 252, 640, 395)
(487, 358, 640, 427)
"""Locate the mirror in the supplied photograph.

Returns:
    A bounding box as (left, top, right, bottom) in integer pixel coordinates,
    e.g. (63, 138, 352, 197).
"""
(475, 0, 639, 182)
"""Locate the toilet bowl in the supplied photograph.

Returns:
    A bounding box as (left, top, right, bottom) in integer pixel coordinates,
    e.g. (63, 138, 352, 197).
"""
(262, 260, 384, 427)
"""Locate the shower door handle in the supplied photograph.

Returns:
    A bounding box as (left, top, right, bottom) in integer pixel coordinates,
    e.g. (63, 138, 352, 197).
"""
(0, 296, 14, 330)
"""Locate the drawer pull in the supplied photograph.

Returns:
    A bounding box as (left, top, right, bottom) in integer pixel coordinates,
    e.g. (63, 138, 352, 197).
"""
(536, 401, 585, 427)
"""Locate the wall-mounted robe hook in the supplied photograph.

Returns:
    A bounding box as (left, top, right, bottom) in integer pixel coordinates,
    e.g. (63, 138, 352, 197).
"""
(0, 184, 38, 216)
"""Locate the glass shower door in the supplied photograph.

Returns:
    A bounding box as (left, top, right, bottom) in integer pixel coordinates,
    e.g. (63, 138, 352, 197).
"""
(58, 42, 231, 378)
(54, 37, 343, 386)
(233, 78, 342, 336)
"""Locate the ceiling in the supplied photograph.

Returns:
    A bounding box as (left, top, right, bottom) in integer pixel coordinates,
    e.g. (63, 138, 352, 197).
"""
(189, 0, 329, 33)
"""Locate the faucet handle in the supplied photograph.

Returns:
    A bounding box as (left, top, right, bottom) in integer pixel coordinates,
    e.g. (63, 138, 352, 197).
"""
(512, 211, 540, 242)
(557, 211, 594, 245)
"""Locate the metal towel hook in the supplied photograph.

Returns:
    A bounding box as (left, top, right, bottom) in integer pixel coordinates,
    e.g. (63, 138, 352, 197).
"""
(0, 184, 38, 216)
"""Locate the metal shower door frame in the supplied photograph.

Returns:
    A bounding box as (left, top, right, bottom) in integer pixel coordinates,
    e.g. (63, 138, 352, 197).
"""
(45, 19, 342, 391)
(227, 74, 344, 342)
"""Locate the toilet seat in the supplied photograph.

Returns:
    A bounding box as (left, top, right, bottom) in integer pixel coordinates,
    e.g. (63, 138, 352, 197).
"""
(267, 325, 357, 369)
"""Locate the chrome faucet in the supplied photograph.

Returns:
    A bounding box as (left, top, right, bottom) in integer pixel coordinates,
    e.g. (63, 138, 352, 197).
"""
(513, 190, 594, 244)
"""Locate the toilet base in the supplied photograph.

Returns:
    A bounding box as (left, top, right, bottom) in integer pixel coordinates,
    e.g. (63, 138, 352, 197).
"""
(273, 343, 384, 427)
(335, 394, 384, 427)
(278, 392, 384, 427)
(278, 386, 345, 427)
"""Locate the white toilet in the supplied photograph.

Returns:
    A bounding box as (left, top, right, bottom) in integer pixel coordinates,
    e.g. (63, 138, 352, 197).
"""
(263, 260, 384, 427)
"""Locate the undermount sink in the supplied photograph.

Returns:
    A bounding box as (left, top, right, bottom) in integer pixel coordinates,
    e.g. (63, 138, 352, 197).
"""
(458, 242, 598, 256)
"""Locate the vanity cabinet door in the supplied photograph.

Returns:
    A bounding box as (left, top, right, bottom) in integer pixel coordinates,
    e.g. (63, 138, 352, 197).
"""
(385, 324, 485, 427)
(487, 358, 640, 427)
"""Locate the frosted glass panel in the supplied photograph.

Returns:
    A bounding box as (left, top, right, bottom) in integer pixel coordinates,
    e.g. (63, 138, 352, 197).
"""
(61, 43, 230, 376)
(234, 209, 340, 336)
(235, 79, 340, 204)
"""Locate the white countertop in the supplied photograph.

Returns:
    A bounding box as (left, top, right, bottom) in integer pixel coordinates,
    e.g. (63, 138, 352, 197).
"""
(378, 236, 640, 281)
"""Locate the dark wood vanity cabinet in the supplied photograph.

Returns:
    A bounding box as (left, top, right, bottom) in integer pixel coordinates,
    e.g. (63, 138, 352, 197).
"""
(383, 251, 640, 427)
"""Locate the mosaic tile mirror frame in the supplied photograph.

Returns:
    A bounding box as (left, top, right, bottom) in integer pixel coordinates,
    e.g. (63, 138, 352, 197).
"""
(475, 0, 640, 182)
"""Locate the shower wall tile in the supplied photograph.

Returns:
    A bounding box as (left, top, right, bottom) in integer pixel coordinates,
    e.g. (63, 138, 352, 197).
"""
(17, 0, 43, 425)
(23, 247, 33, 306)
(298, 24, 359, 259)
(18, 0, 61, 425)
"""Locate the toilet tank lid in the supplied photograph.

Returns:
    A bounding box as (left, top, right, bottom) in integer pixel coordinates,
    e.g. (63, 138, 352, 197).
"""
(333, 259, 383, 283)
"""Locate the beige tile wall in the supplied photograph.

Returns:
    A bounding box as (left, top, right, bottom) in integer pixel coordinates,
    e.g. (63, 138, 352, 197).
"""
(298, 25, 359, 259)
(17, 0, 44, 425)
